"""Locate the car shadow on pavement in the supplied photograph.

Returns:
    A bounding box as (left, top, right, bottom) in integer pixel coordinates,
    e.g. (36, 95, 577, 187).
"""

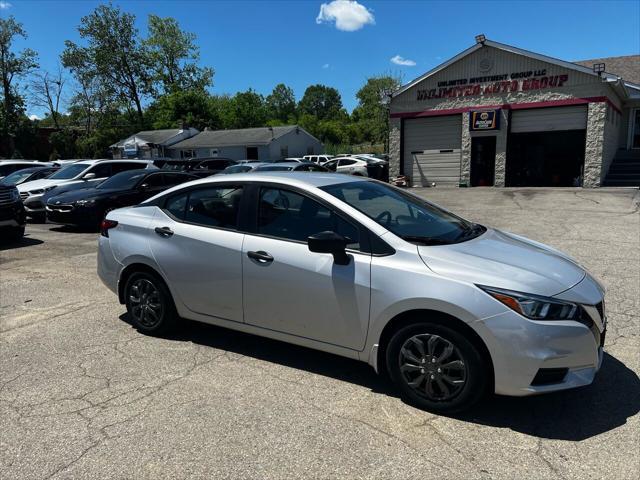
(49, 225, 98, 234)
(0, 235, 43, 251)
(452, 352, 640, 441)
(120, 314, 639, 441)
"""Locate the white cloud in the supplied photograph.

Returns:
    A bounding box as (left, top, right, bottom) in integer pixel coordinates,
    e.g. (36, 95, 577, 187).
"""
(0, 1, 12, 9)
(322, 63, 330, 69)
(316, 0, 375, 32)
(29, 114, 40, 121)
(391, 55, 416, 66)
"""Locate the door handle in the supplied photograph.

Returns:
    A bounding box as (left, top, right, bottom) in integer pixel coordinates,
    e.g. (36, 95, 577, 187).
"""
(154, 226, 174, 237)
(247, 250, 274, 263)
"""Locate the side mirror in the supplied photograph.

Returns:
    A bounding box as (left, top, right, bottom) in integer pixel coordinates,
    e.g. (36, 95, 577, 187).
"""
(83, 172, 96, 180)
(308, 231, 350, 265)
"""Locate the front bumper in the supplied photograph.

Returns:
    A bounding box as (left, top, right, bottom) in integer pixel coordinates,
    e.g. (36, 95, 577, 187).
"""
(0, 201, 26, 228)
(476, 277, 606, 396)
(23, 195, 45, 214)
(46, 204, 100, 227)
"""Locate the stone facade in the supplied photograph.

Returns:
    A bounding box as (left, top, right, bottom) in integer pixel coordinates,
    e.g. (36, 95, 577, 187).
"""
(460, 113, 471, 185)
(583, 102, 607, 188)
(388, 117, 402, 179)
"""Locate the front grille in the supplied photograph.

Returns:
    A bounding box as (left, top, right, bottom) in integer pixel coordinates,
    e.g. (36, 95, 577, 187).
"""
(0, 190, 15, 205)
(47, 204, 74, 212)
(20, 192, 29, 200)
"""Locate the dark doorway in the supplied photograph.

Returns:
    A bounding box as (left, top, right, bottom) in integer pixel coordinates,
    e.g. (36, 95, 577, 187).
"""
(246, 147, 259, 160)
(470, 137, 496, 186)
(506, 130, 586, 187)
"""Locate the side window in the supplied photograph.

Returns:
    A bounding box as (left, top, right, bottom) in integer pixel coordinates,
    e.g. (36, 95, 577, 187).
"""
(142, 173, 164, 189)
(296, 165, 310, 172)
(258, 188, 359, 248)
(88, 163, 112, 178)
(185, 186, 243, 229)
(338, 159, 356, 166)
(163, 173, 191, 186)
(164, 193, 188, 220)
(112, 162, 146, 174)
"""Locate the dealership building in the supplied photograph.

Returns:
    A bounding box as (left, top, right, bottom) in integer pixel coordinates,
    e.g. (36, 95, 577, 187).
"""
(389, 37, 640, 187)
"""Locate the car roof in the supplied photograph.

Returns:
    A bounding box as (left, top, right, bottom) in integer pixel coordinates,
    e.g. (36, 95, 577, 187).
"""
(9, 166, 55, 173)
(178, 171, 369, 189)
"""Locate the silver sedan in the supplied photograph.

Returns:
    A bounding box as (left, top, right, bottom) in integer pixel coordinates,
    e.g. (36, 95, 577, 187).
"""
(97, 173, 606, 412)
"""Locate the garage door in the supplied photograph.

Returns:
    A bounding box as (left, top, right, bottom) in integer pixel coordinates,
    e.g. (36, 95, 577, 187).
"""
(403, 115, 462, 186)
(510, 105, 588, 133)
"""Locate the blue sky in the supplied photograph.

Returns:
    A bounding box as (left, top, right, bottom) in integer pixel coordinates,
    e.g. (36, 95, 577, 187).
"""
(2, 0, 639, 118)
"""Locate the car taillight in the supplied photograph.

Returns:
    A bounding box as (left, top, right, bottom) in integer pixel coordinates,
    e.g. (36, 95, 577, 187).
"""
(100, 219, 118, 238)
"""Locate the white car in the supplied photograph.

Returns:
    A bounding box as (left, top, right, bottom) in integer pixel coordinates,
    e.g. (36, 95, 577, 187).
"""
(0, 160, 52, 180)
(303, 155, 333, 164)
(98, 173, 606, 413)
(323, 157, 369, 176)
(18, 159, 153, 221)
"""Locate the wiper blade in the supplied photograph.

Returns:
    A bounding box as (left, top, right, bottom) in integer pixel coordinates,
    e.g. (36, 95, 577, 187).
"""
(401, 235, 451, 246)
(455, 223, 486, 242)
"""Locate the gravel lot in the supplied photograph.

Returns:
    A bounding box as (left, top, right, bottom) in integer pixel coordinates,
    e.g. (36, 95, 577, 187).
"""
(1, 187, 639, 480)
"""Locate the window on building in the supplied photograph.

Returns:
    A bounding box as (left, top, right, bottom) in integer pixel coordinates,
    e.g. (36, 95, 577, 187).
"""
(246, 147, 259, 160)
(181, 150, 196, 159)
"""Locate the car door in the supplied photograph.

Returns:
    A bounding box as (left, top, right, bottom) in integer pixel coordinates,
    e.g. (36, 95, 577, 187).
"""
(147, 184, 245, 322)
(242, 185, 371, 350)
(337, 158, 357, 173)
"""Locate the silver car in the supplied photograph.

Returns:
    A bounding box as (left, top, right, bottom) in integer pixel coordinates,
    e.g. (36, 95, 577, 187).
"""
(98, 173, 606, 412)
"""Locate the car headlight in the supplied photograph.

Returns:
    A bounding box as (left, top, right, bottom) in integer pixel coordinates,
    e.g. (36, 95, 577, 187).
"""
(75, 199, 96, 207)
(477, 285, 583, 321)
(9, 187, 20, 201)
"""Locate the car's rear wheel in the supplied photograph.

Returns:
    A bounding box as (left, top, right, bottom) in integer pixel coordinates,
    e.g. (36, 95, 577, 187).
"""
(124, 271, 178, 336)
(386, 322, 487, 413)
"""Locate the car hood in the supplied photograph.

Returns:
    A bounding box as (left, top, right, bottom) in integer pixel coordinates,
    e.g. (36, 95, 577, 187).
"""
(17, 178, 66, 192)
(417, 228, 585, 297)
(48, 188, 115, 204)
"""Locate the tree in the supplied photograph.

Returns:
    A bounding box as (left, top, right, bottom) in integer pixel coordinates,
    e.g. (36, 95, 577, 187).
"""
(298, 84, 343, 121)
(62, 4, 151, 125)
(266, 83, 296, 123)
(145, 14, 213, 94)
(146, 89, 217, 131)
(0, 16, 38, 156)
(352, 75, 400, 144)
(30, 67, 65, 129)
(225, 90, 267, 129)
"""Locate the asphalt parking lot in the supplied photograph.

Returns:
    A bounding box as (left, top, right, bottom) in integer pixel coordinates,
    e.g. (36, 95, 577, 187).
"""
(1, 187, 639, 480)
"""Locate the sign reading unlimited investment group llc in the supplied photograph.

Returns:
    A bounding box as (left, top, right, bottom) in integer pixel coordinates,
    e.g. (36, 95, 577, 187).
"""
(470, 110, 500, 131)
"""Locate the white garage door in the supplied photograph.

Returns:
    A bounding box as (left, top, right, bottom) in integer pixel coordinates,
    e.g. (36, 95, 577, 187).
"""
(403, 115, 462, 186)
(510, 105, 588, 133)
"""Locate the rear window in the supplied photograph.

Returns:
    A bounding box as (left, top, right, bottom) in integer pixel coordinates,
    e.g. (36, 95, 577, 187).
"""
(164, 186, 244, 230)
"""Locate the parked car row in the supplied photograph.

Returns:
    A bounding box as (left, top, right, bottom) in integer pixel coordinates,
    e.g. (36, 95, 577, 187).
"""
(0, 153, 388, 239)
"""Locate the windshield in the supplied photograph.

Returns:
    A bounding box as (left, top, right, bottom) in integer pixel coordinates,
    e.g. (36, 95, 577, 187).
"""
(162, 163, 189, 171)
(49, 163, 89, 180)
(256, 166, 293, 172)
(223, 165, 252, 174)
(321, 181, 481, 245)
(97, 170, 146, 190)
(0, 170, 35, 185)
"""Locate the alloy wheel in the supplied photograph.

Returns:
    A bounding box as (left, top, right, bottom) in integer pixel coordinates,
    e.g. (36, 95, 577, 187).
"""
(398, 334, 467, 401)
(129, 278, 164, 328)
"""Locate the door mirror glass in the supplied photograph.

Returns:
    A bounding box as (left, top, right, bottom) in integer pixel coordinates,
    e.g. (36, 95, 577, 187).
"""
(308, 231, 350, 265)
(83, 172, 96, 180)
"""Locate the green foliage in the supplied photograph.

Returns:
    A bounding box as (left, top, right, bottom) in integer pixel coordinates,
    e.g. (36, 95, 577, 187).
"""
(0, 15, 39, 156)
(146, 90, 217, 130)
(266, 83, 296, 123)
(145, 14, 213, 94)
(298, 85, 344, 121)
(224, 90, 268, 129)
(351, 75, 400, 144)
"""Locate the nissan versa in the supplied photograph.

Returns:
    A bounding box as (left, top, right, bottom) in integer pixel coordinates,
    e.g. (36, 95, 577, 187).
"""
(97, 173, 606, 412)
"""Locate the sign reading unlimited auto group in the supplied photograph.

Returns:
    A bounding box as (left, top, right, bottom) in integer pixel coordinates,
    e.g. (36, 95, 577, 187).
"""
(416, 69, 569, 101)
(470, 110, 500, 131)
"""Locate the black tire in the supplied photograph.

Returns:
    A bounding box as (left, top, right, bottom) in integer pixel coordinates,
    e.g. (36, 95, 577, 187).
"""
(386, 322, 487, 413)
(124, 271, 179, 336)
(9, 225, 24, 242)
(30, 213, 46, 224)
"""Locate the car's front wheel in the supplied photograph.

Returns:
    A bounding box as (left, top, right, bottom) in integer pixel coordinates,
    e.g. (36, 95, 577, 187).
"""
(386, 322, 488, 413)
(124, 271, 178, 336)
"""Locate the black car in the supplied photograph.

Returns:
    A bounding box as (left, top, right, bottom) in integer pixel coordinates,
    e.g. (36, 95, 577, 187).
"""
(46, 170, 197, 228)
(0, 185, 26, 241)
(160, 157, 237, 178)
(0, 166, 59, 186)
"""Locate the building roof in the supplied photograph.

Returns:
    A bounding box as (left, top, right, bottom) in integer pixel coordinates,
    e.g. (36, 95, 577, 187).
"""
(574, 55, 640, 85)
(111, 129, 184, 148)
(170, 125, 309, 149)
(393, 38, 623, 98)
